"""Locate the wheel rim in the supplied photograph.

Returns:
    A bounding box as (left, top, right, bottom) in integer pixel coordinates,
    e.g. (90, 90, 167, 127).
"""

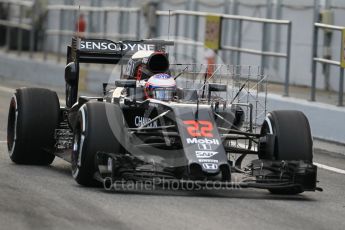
(72, 106, 87, 179)
(7, 96, 18, 156)
(259, 116, 275, 160)
(262, 116, 273, 135)
(71, 129, 80, 178)
(71, 126, 86, 179)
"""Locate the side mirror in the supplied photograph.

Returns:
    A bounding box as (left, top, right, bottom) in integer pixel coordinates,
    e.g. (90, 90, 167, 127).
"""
(176, 88, 198, 101)
(115, 80, 137, 88)
(209, 83, 227, 92)
(115, 80, 139, 101)
(208, 83, 227, 103)
(65, 62, 78, 84)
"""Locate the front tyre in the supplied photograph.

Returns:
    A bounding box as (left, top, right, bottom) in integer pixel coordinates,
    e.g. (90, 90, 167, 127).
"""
(7, 88, 60, 165)
(259, 110, 313, 195)
(71, 102, 123, 186)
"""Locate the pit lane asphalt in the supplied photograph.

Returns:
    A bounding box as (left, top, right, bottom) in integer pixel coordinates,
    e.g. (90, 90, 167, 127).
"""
(0, 83, 345, 230)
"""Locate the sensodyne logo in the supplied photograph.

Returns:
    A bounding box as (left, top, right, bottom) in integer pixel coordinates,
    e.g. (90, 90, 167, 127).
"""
(80, 41, 155, 52)
(195, 151, 218, 158)
(134, 116, 158, 128)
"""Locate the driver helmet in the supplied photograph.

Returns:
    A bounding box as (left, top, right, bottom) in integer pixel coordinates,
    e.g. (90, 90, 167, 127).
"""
(144, 73, 176, 101)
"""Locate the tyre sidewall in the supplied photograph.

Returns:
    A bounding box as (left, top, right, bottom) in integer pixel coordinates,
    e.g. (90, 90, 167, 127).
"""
(72, 102, 123, 186)
(8, 88, 59, 165)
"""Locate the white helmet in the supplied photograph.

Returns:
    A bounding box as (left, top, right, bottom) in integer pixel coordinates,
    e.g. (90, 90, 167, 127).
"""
(144, 73, 176, 101)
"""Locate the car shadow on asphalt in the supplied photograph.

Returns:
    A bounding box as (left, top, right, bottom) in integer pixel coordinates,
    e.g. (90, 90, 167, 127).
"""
(97, 185, 317, 202)
(46, 159, 73, 176)
(37, 160, 317, 202)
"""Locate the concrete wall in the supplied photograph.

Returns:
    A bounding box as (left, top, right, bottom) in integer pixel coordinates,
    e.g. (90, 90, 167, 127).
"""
(0, 52, 113, 94)
(264, 93, 345, 145)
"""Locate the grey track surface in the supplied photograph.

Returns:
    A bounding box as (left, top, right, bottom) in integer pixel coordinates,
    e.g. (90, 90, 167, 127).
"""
(0, 83, 345, 230)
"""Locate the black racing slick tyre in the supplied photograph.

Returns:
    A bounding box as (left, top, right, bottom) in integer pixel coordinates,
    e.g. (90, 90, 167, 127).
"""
(260, 110, 313, 162)
(71, 102, 123, 187)
(7, 88, 60, 165)
(260, 110, 313, 195)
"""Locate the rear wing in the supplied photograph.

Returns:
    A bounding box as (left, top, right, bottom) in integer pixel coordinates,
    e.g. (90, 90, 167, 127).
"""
(64, 37, 174, 108)
(67, 37, 174, 64)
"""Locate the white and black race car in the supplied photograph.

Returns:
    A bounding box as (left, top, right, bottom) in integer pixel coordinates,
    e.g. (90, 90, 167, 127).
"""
(7, 37, 321, 194)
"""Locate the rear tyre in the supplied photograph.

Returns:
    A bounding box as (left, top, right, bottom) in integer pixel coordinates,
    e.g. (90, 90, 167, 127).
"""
(71, 102, 123, 187)
(7, 88, 60, 165)
(259, 110, 313, 194)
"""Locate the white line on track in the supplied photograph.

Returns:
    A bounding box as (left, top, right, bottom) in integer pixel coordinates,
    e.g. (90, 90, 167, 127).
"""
(314, 162, 345, 175)
(0, 85, 15, 93)
(0, 141, 6, 143)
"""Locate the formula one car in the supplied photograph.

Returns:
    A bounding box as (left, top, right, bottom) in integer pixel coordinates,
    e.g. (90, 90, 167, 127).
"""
(7, 37, 321, 194)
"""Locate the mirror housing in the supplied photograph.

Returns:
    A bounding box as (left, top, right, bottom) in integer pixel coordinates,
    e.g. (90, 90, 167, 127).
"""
(208, 83, 227, 103)
(115, 80, 136, 88)
(209, 83, 227, 92)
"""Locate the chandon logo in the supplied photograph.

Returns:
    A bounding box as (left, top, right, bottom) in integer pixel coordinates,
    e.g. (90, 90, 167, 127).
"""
(183, 120, 213, 137)
(134, 116, 158, 128)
